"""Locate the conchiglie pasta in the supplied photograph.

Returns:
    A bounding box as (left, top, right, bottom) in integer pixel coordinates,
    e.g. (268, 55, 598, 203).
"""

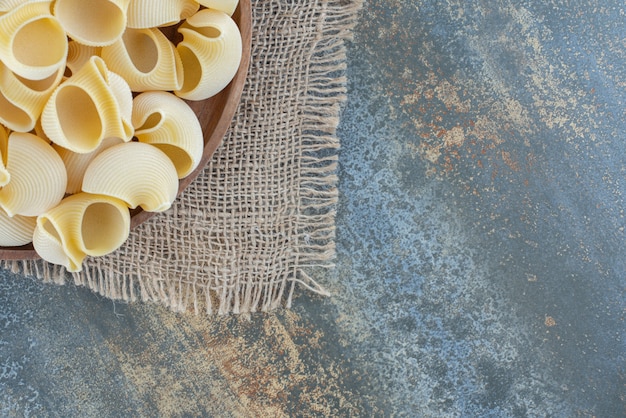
(0, 125, 9, 186)
(106, 70, 133, 131)
(0, 61, 63, 132)
(101, 27, 184, 92)
(82, 142, 179, 213)
(65, 41, 101, 78)
(0, 132, 66, 217)
(32, 220, 73, 270)
(0, 0, 247, 265)
(196, 0, 239, 16)
(0, 0, 28, 14)
(34, 192, 130, 272)
(41, 56, 134, 154)
(54, 137, 124, 194)
(32, 113, 51, 142)
(127, 0, 199, 29)
(132, 91, 203, 178)
(53, 0, 130, 46)
(175, 9, 242, 101)
(0, 208, 35, 246)
(0, 0, 67, 80)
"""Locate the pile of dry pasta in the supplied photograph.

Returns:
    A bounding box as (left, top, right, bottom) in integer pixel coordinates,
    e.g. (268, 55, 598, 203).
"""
(0, 0, 242, 271)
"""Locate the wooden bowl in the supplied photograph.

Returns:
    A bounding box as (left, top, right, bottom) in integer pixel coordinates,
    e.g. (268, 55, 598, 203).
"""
(0, 1, 252, 260)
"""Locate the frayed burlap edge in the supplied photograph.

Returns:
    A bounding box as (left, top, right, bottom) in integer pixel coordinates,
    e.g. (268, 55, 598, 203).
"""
(285, 0, 365, 305)
(3, 0, 364, 315)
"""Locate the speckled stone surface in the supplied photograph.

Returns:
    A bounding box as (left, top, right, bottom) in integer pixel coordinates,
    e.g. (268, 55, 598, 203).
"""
(1, 1, 625, 416)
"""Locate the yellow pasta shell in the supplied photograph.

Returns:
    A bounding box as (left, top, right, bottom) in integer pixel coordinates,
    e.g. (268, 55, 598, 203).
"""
(32, 113, 51, 143)
(34, 192, 130, 272)
(0, 0, 67, 80)
(196, 0, 239, 16)
(0, 124, 9, 186)
(53, 0, 130, 47)
(0, 132, 66, 217)
(82, 142, 179, 213)
(101, 27, 184, 92)
(0, 61, 63, 132)
(54, 137, 124, 194)
(127, 0, 199, 29)
(107, 70, 133, 133)
(0, 208, 35, 246)
(0, 0, 30, 13)
(32, 219, 73, 270)
(175, 9, 242, 101)
(41, 56, 134, 154)
(132, 91, 203, 178)
(65, 41, 101, 79)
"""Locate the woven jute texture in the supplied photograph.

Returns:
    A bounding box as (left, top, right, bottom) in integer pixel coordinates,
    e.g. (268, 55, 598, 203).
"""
(5, 0, 363, 315)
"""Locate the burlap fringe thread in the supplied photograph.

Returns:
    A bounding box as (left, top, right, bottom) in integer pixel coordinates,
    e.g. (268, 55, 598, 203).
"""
(3, 0, 363, 315)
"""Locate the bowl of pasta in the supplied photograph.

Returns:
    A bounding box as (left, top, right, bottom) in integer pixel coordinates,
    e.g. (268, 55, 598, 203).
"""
(0, 0, 251, 269)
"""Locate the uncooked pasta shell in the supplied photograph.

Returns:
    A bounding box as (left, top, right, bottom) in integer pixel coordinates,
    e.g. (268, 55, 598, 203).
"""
(107, 70, 133, 132)
(196, 0, 239, 16)
(0, 0, 67, 80)
(175, 9, 242, 101)
(0, 208, 35, 246)
(32, 219, 74, 270)
(101, 27, 184, 92)
(41, 56, 134, 154)
(82, 142, 179, 213)
(132, 91, 204, 178)
(54, 137, 124, 194)
(0, 61, 63, 132)
(0, 132, 66, 217)
(127, 0, 199, 29)
(0, 0, 30, 13)
(0, 124, 9, 186)
(53, 0, 130, 46)
(32, 114, 51, 143)
(65, 41, 101, 79)
(34, 192, 130, 271)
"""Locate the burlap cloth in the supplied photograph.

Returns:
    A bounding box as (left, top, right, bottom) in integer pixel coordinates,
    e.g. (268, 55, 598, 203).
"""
(4, 0, 363, 315)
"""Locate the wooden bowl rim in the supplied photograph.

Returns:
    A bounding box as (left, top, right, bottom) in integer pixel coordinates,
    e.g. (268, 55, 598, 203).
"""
(0, 1, 252, 260)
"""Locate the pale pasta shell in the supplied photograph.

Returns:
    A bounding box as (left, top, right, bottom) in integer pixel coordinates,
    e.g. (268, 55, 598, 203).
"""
(0, 124, 9, 186)
(196, 0, 239, 16)
(82, 142, 179, 213)
(0, 61, 63, 132)
(107, 70, 133, 131)
(0, 132, 66, 217)
(53, 0, 130, 47)
(0, 0, 67, 80)
(101, 27, 184, 92)
(32, 113, 51, 143)
(32, 219, 74, 270)
(41, 56, 134, 154)
(65, 41, 101, 79)
(54, 137, 124, 194)
(127, 0, 199, 29)
(34, 192, 130, 272)
(0, 208, 35, 247)
(0, 0, 29, 13)
(175, 9, 242, 101)
(132, 91, 203, 178)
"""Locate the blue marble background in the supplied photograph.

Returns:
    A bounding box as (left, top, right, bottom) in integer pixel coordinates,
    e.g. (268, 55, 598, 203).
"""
(329, 0, 624, 415)
(1, 1, 624, 416)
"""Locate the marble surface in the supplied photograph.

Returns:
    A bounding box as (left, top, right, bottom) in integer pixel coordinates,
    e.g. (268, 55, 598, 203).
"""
(1, 1, 624, 416)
